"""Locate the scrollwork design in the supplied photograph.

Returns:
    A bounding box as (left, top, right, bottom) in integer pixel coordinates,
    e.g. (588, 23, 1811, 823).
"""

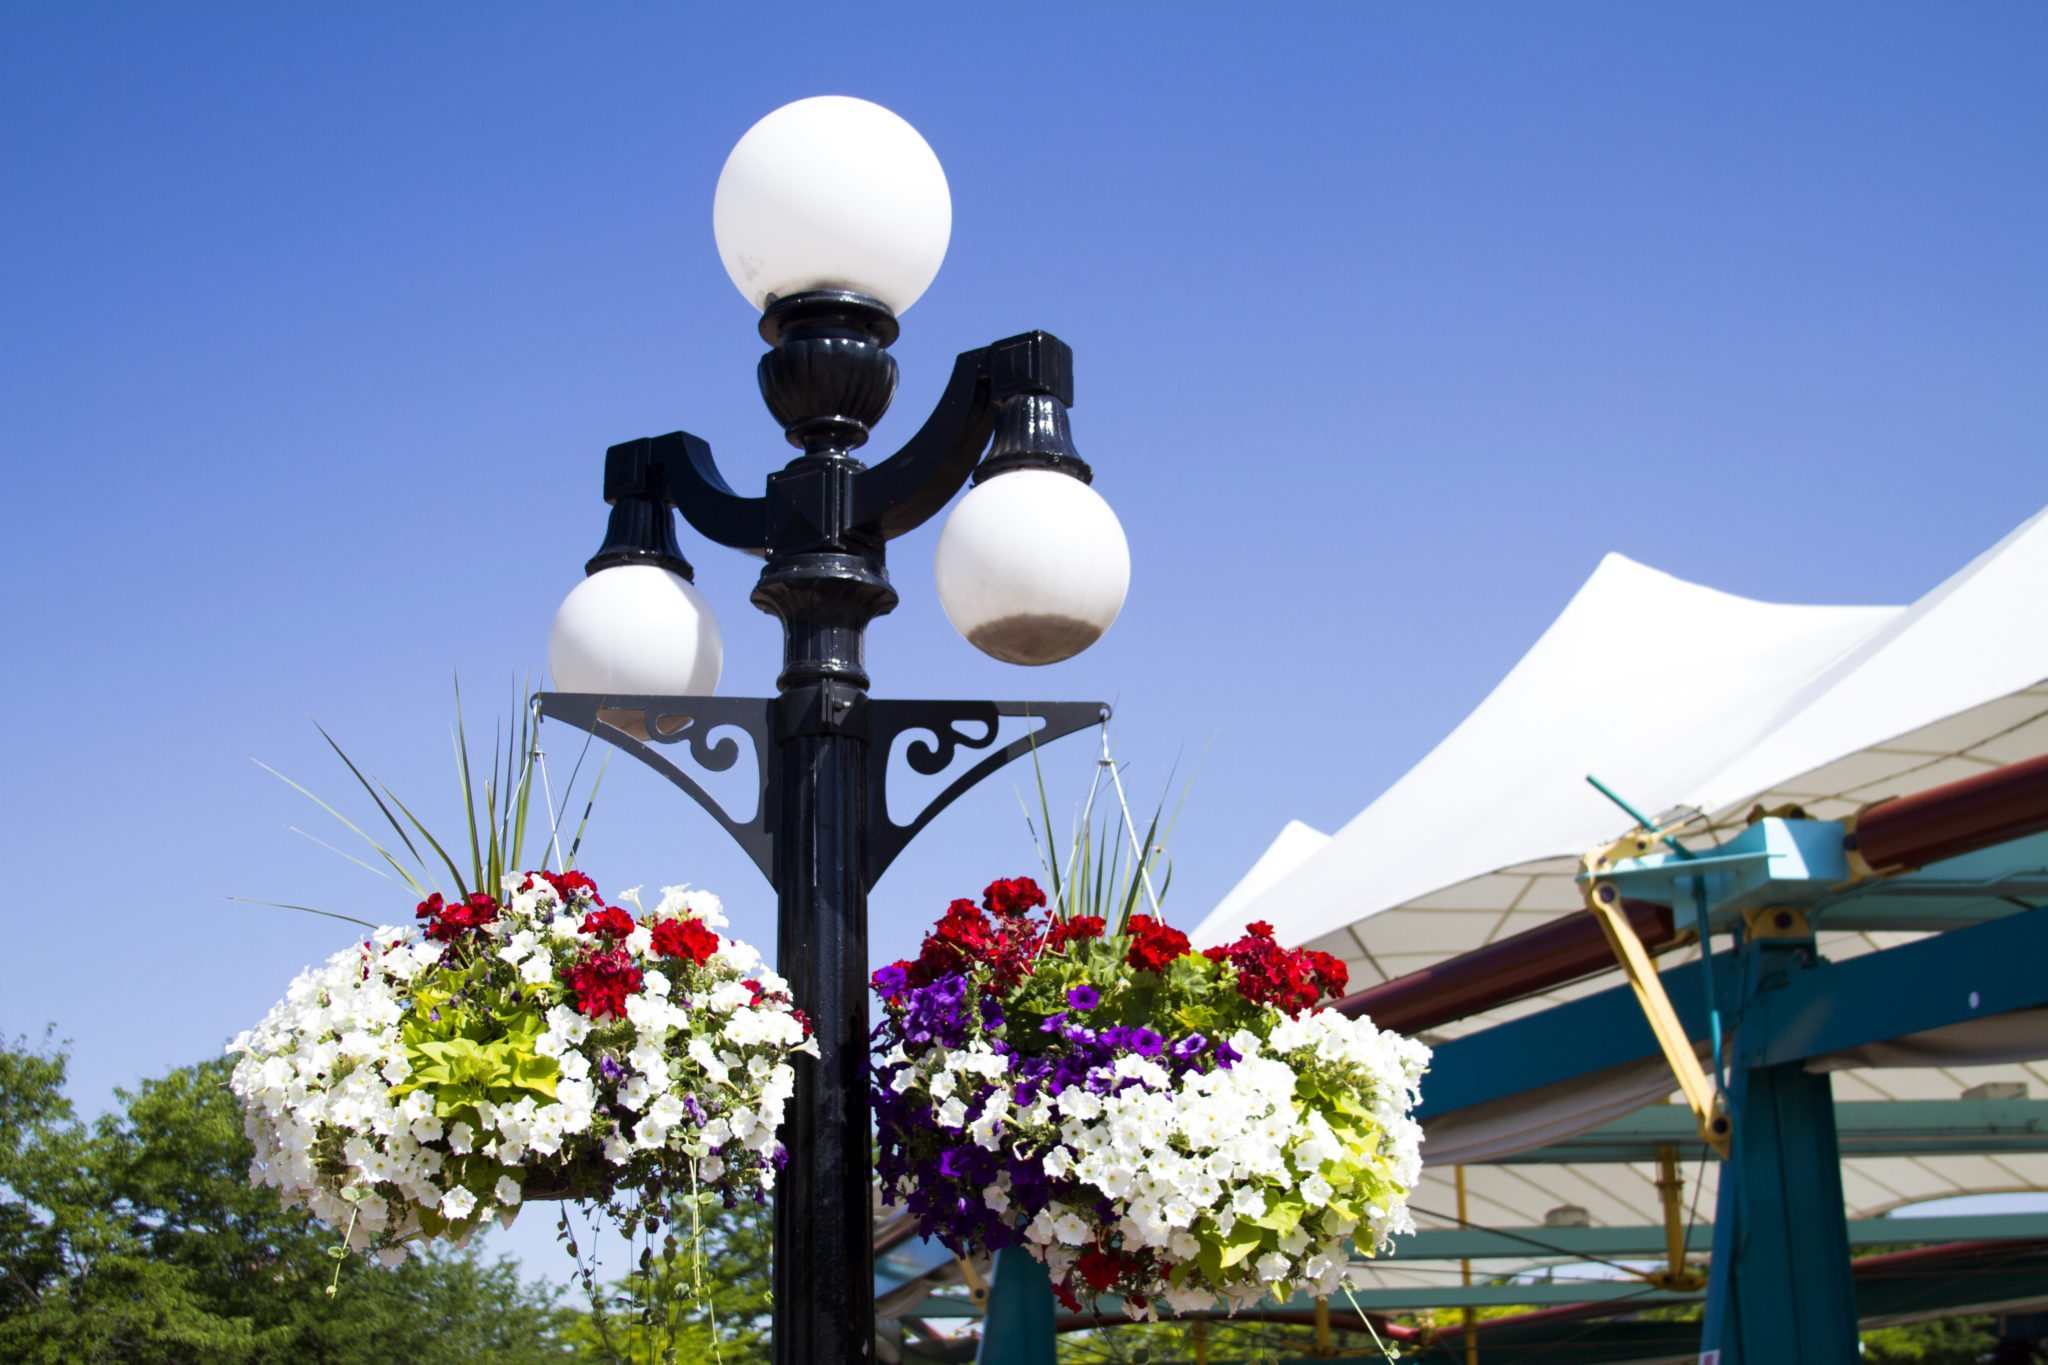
(866, 700, 1108, 890)
(639, 710, 748, 777)
(900, 710, 1000, 778)
(534, 693, 776, 884)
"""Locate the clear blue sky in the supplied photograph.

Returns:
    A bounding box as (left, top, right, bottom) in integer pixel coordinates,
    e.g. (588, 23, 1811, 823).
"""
(5, 2, 2045, 1273)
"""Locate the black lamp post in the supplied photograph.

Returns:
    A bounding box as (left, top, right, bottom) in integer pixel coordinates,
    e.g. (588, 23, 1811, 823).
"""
(535, 97, 1128, 1365)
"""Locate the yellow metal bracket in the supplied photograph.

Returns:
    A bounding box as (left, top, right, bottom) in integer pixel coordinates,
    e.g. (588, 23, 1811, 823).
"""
(955, 1255, 989, 1307)
(1582, 826, 1732, 1158)
(1742, 904, 1811, 940)
(1641, 1142, 1709, 1291)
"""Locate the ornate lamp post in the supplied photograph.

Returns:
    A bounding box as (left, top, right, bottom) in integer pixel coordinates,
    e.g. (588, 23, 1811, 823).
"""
(536, 96, 1130, 1364)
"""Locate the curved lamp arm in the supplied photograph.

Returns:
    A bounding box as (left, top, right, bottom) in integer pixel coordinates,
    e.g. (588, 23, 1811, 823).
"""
(643, 430, 772, 552)
(851, 346, 995, 541)
(852, 330, 1074, 543)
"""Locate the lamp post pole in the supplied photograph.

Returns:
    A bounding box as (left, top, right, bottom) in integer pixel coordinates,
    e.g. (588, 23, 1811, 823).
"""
(538, 98, 1129, 1363)
(540, 308, 1117, 1363)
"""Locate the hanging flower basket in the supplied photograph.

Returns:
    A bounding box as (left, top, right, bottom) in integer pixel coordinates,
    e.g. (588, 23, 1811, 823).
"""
(230, 872, 814, 1261)
(870, 879, 1428, 1318)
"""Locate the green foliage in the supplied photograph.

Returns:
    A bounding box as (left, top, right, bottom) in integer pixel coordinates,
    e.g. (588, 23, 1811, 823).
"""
(256, 683, 603, 904)
(1862, 1315, 2000, 1363)
(391, 968, 562, 1117)
(1022, 738, 1190, 934)
(1055, 1316, 1364, 1363)
(560, 1196, 775, 1364)
(0, 1031, 574, 1364)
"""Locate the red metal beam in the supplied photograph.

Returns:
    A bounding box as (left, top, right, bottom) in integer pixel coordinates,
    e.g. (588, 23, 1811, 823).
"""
(1334, 898, 1679, 1034)
(1854, 751, 2048, 874)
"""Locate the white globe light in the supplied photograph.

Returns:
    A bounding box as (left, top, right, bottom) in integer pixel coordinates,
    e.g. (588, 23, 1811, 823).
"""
(934, 470, 1130, 666)
(713, 95, 951, 315)
(548, 565, 723, 697)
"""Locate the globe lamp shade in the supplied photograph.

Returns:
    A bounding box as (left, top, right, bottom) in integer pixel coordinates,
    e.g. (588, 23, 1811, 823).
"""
(548, 565, 724, 698)
(713, 95, 951, 315)
(934, 470, 1130, 666)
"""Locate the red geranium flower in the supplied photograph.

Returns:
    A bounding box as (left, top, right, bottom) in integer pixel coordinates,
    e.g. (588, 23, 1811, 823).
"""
(415, 891, 500, 943)
(1123, 915, 1190, 974)
(905, 893, 1043, 991)
(1204, 922, 1347, 1014)
(982, 876, 1047, 919)
(1044, 915, 1106, 952)
(580, 905, 637, 938)
(563, 947, 643, 1019)
(1306, 949, 1350, 999)
(535, 869, 600, 903)
(1077, 1248, 1123, 1293)
(650, 916, 720, 966)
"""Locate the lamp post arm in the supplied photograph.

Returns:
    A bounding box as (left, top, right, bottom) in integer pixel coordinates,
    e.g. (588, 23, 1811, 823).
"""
(850, 346, 996, 541)
(851, 330, 1076, 541)
(644, 429, 774, 552)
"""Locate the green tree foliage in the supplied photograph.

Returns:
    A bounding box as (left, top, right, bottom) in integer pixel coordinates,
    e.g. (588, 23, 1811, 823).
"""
(0, 1031, 574, 1363)
(1863, 1314, 2001, 1364)
(559, 1194, 774, 1364)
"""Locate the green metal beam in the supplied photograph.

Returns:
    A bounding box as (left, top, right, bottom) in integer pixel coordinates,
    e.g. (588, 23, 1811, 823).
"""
(975, 1247, 1056, 1365)
(1333, 1280, 1697, 1310)
(1493, 1097, 2048, 1164)
(1376, 1211, 2048, 1263)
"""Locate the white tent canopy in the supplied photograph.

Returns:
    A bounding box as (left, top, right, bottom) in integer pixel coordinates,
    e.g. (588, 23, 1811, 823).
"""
(1195, 506, 2048, 1295)
(1194, 504, 2048, 979)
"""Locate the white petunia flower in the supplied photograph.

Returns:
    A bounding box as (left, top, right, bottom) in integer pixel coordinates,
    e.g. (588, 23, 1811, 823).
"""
(440, 1185, 478, 1221)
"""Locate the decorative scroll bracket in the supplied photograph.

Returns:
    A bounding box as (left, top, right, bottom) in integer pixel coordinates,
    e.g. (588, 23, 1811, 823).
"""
(534, 692, 1107, 893)
(865, 700, 1108, 890)
(534, 692, 776, 884)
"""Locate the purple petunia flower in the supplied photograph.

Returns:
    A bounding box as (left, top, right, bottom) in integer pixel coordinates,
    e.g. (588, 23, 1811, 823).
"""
(872, 963, 908, 996)
(1171, 1032, 1208, 1061)
(1215, 1039, 1242, 1069)
(598, 1056, 624, 1082)
(1129, 1028, 1165, 1057)
(1066, 984, 1100, 1011)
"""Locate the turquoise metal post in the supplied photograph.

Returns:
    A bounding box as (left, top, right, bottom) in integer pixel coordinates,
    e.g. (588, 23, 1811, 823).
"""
(975, 1247, 1057, 1365)
(1700, 922, 1860, 1364)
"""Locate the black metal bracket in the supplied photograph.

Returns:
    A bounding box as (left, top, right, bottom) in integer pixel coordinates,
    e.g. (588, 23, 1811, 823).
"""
(534, 692, 777, 883)
(534, 692, 1106, 893)
(865, 699, 1108, 889)
(623, 328, 1080, 560)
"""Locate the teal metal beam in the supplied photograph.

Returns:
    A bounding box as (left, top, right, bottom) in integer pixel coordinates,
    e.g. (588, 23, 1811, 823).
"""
(1377, 1211, 2048, 1262)
(1493, 1097, 2048, 1164)
(876, 1235, 956, 1296)
(1418, 955, 1729, 1118)
(1704, 931, 1861, 1365)
(1329, 1280, 1696, 1311)
(892, 1296, 986, 1320)
(1111, 1249, 2048, 1365)
(1815, 831, 2048, 930)
(975, 1247, 1055, 1365)
(1754, 901, 2048, 1068)
(1422, 901, 2048, 1119)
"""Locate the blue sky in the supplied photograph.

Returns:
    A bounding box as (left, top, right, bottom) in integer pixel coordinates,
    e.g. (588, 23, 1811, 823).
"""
(5, 3, 2045, 1275)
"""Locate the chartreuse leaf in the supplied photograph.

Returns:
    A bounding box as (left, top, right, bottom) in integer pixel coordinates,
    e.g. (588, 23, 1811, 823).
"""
(509, 1050, 559, 1099)
(1252, 1199, 1303, 1235)
(1218, 1228, 1267, 1269)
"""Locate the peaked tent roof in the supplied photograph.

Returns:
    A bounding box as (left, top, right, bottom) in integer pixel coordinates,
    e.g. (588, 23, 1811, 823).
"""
(1191, 506, 2048, 1309)
(1192, 504, 2048, 970)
